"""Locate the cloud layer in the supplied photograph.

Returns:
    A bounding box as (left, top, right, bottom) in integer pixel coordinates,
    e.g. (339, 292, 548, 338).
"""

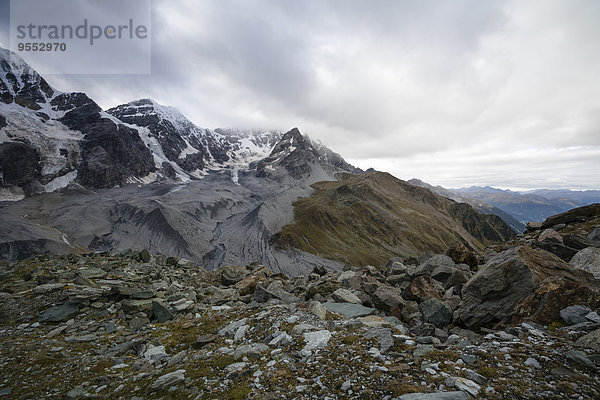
(1, 0, 599, 189)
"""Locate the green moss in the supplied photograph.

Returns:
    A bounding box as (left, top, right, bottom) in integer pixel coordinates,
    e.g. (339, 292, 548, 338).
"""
(209, 354, 235, 370)
(228, 383, 252, 400)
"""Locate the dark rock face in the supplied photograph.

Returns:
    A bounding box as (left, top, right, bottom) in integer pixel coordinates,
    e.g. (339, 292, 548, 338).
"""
(0, 52, 54, 109)
(0, 142, 40, 187)
(77, 120, 155, 188)
(0, 114, 6, 128)
(0, 239, 50, 261)
(256, 127, 359, 181)
(458, 246, 600, 330)
(52, 94, 155, 188)
(107, 99, 231, 175)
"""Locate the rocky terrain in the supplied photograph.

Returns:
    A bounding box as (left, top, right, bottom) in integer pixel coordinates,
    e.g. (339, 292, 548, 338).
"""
(1, 204, 599, 399)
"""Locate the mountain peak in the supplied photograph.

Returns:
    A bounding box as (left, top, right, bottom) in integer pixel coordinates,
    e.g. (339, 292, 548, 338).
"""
(0, 47, 56, 110)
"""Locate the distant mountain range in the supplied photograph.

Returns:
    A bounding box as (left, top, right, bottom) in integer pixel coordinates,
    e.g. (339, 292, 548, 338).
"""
(409, 179, 600, 232)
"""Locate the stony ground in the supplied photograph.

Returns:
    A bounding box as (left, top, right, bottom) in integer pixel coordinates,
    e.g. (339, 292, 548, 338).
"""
(0, 247, 599, 400)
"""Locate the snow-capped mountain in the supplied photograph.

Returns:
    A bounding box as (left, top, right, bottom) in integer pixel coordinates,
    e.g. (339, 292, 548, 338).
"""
(0, 47, 358, 200)
(106, 99, 284, 182)
(256, 127, 361, 184)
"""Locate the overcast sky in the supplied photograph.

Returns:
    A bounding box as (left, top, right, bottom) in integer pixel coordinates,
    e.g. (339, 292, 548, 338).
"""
(1, 0, 599, 190)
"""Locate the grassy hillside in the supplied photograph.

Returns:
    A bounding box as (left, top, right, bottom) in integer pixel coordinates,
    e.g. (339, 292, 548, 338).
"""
(271, 171, 515, 267)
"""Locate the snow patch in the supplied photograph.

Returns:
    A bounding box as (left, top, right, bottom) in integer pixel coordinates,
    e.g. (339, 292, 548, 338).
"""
(43, 170, 77, 192)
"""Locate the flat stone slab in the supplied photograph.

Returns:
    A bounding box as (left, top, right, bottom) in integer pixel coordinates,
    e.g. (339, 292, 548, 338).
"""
(324, 302, 375, 318)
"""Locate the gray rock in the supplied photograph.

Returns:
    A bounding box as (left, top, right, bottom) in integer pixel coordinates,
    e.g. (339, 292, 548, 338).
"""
(575, 328, 600, 352)
(77, 267, 107, 279)
(331, 288, 362, 304)
(363, 327, 394, 353)
(396, 393, 468, 400)
(413, 345, 435, 358)
(234, 325, 249, 343)
(560, 305, 592, 325)
(144, 344, 168, 362)
(570, 247, 600, 279)
(454, 377, 480, 396)
(219, 318, 248, 337)
(132, 289, 155, 299)
(234, 343, 269, 360)
(65, 387, 87, 399)
(38, 303, 79, 322)
(324, 302, 376, 318)
(104, 321, 117, 334)
(139, 249, 151, 263)
(341, 380, 352, 391)
(151, 369, 186, 391)
(585, 311, 600, 323)
(420, 298, 453, 328)
(524, 357, 541, 369)
(371, 285, 405, 313)
(458, 246, 597, 329)
(589, 228, 600, 242)
(196, 334, 217, 345)
(461, 354, 477, 365)
(302, 330, 331, 354)
(221, 265, 245, 286)
(120, 299, 154, 315)
(309, 301, 327, 320)
(254, 281, 299, 304)
(566, 350, 597, 369)
(152, 300, 173, 323)
(225, 362, 247, 374)
(415, 254, 456, 276)
(106, 340, 144, 356)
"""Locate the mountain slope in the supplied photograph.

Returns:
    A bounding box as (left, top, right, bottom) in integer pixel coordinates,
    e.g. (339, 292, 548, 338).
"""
(272, 171, 516, 267)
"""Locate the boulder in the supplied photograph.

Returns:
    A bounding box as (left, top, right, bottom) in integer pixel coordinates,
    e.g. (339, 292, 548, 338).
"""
(371, 285, 405, 314)
(306, 280, 341, 300)
(220, 265, 247, 286)
(446, 243, 478, 270)
(458, 246, 600, 329)
(121, 299, 154, 315)
(575, 328, 600, 352)
(541, 203, 600, 229)
(331, 288, 362, 304)
(570, 247, 600, 279)
(420, 298, 453, 328)
(151, 369, 186, 391)
(538, 229, 563, 243)
(152, 301, 173, 323)
(415, 254, 456, 276)
(560, 305, 592, 325)
(402, 275, 444, 302)
(254, 281, 299, 304)
(38, 303, 79, 322)
(324, 302, 376, 318)
(234, 275, 259, 296)
(514, 278, 600, 326)
(532, 239, 579, 262)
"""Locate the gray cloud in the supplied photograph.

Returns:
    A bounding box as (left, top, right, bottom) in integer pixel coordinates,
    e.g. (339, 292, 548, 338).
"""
(2, 0, 599, 189)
